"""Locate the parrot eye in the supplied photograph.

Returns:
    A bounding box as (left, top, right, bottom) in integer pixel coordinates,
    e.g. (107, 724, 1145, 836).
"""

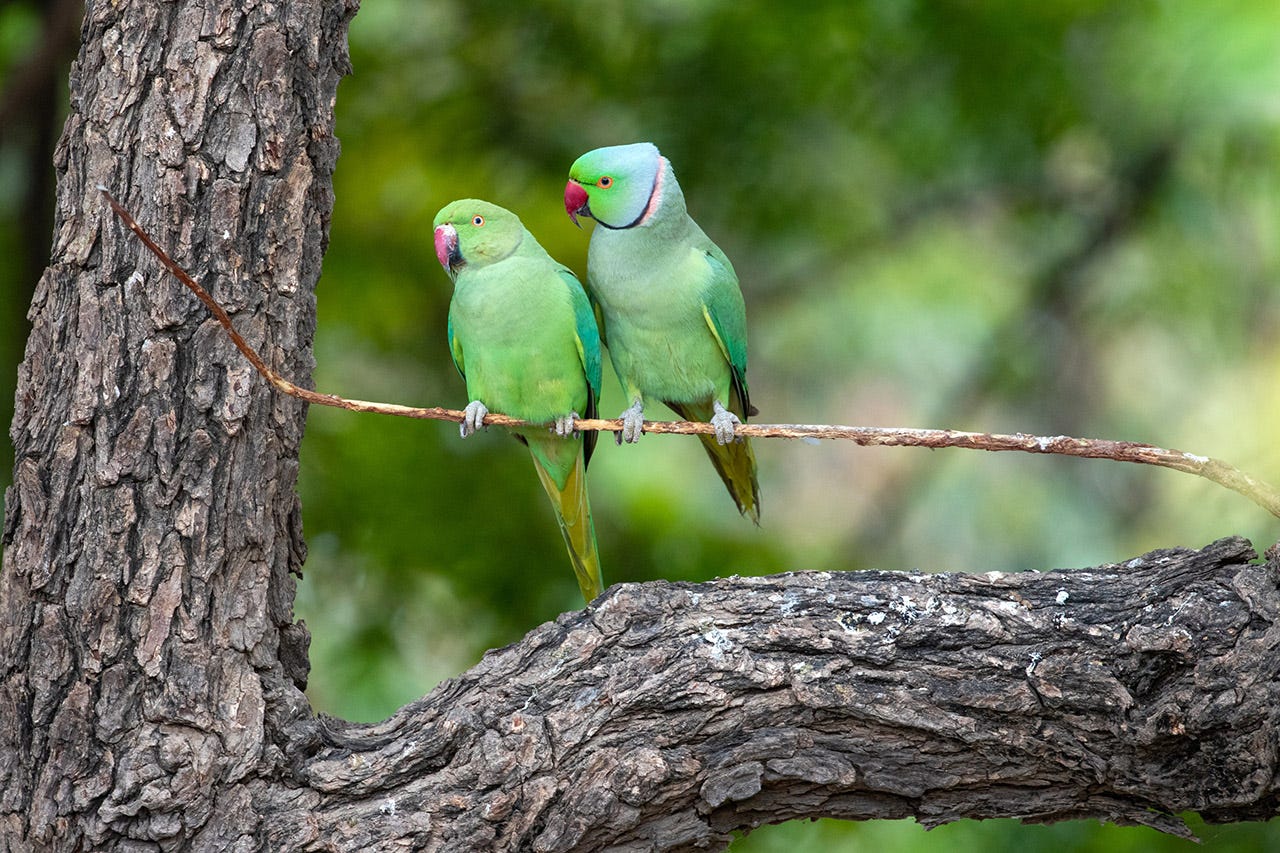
(598, 176, 613, 189)
(472, 215, 485, 226)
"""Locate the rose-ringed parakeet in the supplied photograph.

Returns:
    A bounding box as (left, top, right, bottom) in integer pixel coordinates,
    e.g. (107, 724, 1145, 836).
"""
(564, 142, 761, 523)
(433, 199, 605, 601)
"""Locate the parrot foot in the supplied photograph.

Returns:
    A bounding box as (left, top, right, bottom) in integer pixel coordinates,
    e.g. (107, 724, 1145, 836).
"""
(711, 400, 742, 445)
(461, 400, 489, 438)
(552, 412, 580, 439)
(617, 401, 644, 445)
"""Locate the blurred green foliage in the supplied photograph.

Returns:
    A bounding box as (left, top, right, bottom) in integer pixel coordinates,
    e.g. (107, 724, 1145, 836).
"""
(3, 1, 1280, 849)
(0, 1, 43, 487)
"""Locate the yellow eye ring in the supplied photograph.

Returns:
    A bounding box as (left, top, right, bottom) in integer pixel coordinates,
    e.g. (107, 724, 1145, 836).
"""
(472, 215, 485, 226)
(598, 176, 613, 189)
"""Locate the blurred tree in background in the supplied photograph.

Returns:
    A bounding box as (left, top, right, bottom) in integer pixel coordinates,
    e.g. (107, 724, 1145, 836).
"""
(3, 1, 1278, 849)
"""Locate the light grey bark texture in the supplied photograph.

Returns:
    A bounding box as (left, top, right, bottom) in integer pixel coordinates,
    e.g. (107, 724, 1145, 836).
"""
(269, 536, 1280, 852)
(4, 3, 1280, 853)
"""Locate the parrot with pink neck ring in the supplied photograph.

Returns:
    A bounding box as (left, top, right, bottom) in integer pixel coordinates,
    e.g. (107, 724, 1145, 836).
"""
(433, 199, 604, 601)
(565, 143, 760, 523)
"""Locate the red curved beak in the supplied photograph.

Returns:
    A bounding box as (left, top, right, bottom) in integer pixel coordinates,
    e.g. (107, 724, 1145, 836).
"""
(564, 180, 590, 227)
(434, 224, 459, 269)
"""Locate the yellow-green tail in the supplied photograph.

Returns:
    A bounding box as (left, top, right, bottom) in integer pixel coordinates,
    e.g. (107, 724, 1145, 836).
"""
(670, 401, 761, 524)
(696, 432, 761, 524)
(529, 442, 603, 602)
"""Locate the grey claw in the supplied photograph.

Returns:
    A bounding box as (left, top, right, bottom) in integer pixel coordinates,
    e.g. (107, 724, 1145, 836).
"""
(619, 401, 644, 444)
(461, 400, 489, 438)
(711, 400, 741, 445)
(553, 412, 579, 438)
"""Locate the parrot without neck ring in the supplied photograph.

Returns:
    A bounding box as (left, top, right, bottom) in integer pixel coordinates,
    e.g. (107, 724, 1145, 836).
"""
(433, 199, 604, 601)
(565, 142, 761, 523)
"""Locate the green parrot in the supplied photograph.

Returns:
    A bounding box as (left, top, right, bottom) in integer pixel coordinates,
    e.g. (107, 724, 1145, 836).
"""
(564, 142, 761, 523)
(433, 199, 604, 601)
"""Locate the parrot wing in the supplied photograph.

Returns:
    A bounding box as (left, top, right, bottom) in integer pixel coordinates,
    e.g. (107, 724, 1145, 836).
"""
(447, 310, 466, 380)
(559, 268, 602, 465)
(698, 250, 756, 418)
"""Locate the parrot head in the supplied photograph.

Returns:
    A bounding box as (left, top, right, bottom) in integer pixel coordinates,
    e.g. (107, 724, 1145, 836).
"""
(565, 142, 662, 229)
(433, 199, 525, 277)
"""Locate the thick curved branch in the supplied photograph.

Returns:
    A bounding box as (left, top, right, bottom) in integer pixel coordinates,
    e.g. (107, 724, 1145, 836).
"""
(261, 537, 1280, 851)
(99, 188, 1280, 521)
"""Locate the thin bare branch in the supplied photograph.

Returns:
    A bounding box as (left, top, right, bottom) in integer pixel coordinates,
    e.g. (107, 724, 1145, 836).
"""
(100, 188, 1280, 521)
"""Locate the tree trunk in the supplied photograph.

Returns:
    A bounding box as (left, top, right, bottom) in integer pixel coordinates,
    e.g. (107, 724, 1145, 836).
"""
(4, 4, 1280, 853)
(1, 0, 354, 848)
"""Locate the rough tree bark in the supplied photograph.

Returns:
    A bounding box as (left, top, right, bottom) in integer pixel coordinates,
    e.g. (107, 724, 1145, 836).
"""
(275, 536, 1280, 851)
(1, 0, 350, 848)
(3, 3, 1280, 853)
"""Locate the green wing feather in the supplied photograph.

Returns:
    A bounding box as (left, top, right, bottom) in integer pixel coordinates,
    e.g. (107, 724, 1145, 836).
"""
(560, 270, 602, 400)
(699, 250, 755, 418)
(559, 269, 602, 464)
(446, 310, 466, 380)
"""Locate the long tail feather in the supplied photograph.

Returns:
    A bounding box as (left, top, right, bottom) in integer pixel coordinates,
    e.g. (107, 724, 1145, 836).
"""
(529, 440, 603, 602)
(695, 432, 761, 524)
(669, 402, 762, 524)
